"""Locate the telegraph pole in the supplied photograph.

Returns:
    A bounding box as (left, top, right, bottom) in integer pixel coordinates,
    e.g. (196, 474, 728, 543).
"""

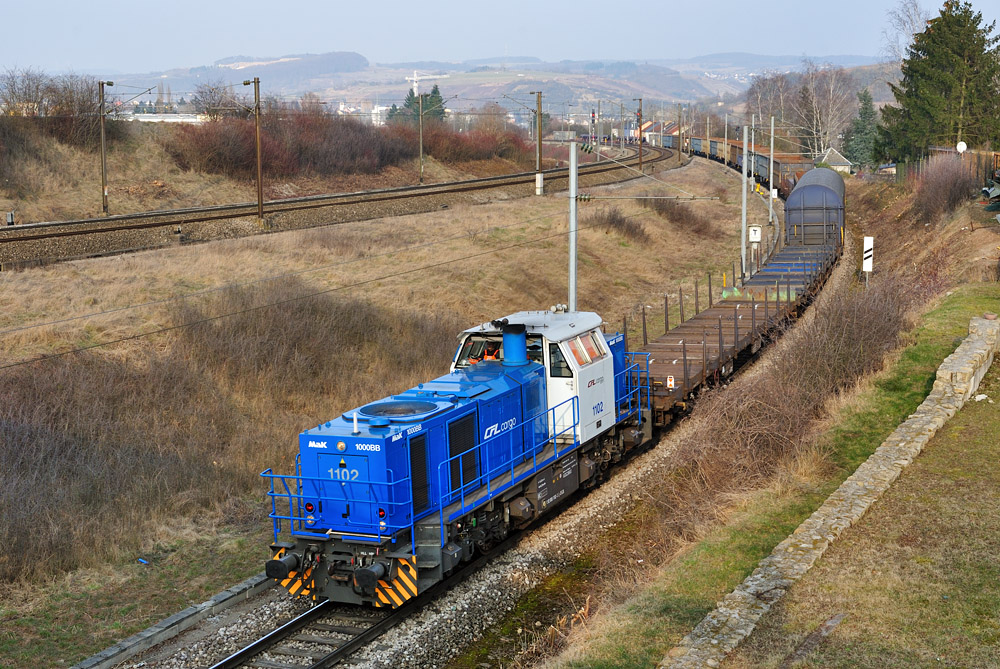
(243, 77, 263, 226)
(724, 113, 728, 165)
(659, 101, 664, 147)
(406, 71, 449, 185)
(768, 115, 775, 225)
(619, 103, 624, 151)
(419, 93, 424, 183)
(596, 100, 601, 162)
(531, 90, 543, 194)
(741, 125, 748, 279)
(677, 103, 682, 154)
(633, 97, 642, 172)
(569, 142, 578, 311)
(99, 80, 113, 215)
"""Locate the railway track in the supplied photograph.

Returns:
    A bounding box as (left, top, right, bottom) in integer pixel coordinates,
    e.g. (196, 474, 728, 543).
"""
(0, 146, 668, 268)
(209, 534, 522, 669)
(209, 601, 391, 669)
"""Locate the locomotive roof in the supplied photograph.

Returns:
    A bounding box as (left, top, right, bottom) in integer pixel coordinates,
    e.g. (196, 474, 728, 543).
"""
(462, 310, 604, 343)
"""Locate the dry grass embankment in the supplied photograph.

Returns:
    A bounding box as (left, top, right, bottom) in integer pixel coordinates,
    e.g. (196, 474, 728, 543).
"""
(0, 156, 754, 668)
(727, 283, 1000, 669)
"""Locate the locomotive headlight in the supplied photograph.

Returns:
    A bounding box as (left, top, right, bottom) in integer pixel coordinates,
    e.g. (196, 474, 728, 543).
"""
(337, 441, 346, 452)
(305, 515, 316, 526)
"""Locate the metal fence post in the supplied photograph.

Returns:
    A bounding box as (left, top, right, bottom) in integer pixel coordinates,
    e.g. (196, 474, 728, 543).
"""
(642, 304, 648, 346)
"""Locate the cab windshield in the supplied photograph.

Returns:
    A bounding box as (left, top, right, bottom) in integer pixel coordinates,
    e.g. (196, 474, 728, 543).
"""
(455, 334, 544, 368)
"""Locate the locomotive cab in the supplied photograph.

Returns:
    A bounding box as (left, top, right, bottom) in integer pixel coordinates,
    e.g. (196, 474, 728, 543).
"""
(453, 308, 617, 445)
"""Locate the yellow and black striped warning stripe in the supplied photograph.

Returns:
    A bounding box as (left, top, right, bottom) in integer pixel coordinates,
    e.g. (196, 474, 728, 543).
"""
(273, 547, 315, 600)
(373, 556, 418, 608)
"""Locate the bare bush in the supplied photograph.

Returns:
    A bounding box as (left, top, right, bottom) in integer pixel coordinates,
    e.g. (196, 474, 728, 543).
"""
(913, 153, 979, 223)
(587, 206, 648, 242)
(167, 119, 297, 177)
(167, 111, 415, 178)
(273, 113, 416, 174)
(637, 195, 719, 238)
(589, 270, 918, 587)
(419, 124, 532, 166)
(0, 279, 464, 582)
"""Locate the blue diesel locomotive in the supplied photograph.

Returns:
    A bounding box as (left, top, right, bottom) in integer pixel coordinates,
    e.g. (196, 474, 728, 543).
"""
(262, 307, 650, 608)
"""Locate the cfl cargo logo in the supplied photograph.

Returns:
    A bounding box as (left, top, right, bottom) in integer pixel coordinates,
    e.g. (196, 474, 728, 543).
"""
(483, 418, 517, 440)
(307, 440, 328, 449)
(587, 377, 605, 388)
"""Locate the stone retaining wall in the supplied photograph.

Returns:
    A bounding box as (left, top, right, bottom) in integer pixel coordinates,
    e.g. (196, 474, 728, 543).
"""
(660, 315, 1000, 669)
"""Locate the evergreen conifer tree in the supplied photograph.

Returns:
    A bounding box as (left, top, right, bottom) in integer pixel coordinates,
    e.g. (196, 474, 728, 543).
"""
(879, 0, 1000, 160)
(845, 89, 879, 168)
(389, 85, 446, 126)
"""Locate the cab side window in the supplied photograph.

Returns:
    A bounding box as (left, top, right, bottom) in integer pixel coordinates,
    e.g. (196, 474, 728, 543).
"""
(456, 339, 486, 367)
(549, 343, 573, 377)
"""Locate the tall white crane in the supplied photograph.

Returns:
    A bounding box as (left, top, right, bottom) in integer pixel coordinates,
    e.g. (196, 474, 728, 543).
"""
(405, 71, 449, 97)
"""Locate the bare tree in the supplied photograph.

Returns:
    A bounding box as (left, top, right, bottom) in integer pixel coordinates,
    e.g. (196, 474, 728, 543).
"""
(881, 0, 930, 63)
(472, 102, 508, 133)
(745, 71, 793, 124)
(299, 92, 325, 116)
(0, 67, 50, 116)
(191, 80, 248, 120)
(793, 61, 857, 155)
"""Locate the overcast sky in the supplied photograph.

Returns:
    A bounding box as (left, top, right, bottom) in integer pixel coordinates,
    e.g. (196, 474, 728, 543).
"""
(2, 0, 943, 74)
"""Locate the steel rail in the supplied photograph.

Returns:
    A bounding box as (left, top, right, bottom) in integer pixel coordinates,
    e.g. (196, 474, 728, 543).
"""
(0, 147, 666, 247)
(208, 531, 526, 669)
(209, 600, 337, 669)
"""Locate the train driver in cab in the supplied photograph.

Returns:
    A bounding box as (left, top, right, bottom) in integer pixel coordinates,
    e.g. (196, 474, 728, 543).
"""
(480, 341, 501, 361)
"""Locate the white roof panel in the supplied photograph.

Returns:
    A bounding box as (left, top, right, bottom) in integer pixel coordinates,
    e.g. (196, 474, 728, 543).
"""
(462, 310, 604, 343)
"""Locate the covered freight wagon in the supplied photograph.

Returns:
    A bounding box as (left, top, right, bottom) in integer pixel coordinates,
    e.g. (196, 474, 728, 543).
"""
(784, 167, 844, 246)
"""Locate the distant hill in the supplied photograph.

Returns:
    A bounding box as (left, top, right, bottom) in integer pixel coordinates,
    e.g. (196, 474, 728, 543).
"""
(97, 50, 886, 113)
(654, 52, 881, 73)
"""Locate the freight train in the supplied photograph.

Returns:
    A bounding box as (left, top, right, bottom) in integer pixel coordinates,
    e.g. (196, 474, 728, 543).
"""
(665, 133, 815, 199)
(261, 164, 846, 610)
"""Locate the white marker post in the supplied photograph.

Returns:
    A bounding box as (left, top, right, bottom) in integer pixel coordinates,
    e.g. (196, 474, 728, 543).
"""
(748, 225, 762, 273)
(862, 236, 874, 288)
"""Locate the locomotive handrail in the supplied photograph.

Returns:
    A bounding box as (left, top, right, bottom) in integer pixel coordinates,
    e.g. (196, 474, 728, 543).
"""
(262, 461, 419, 544)
(434, 396, 580, 537)
(616, 353, 651, 423)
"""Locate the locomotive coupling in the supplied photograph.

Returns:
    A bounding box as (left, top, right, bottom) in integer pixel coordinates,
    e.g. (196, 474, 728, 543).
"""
(265, 552, 300, 580)
(353, 562, 387, 594)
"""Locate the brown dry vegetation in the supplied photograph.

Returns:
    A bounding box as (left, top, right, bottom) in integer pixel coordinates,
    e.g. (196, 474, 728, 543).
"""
(0, 119, 536, 224)
(0, 156, 750, 586)
(526, 172, 1000, 668)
